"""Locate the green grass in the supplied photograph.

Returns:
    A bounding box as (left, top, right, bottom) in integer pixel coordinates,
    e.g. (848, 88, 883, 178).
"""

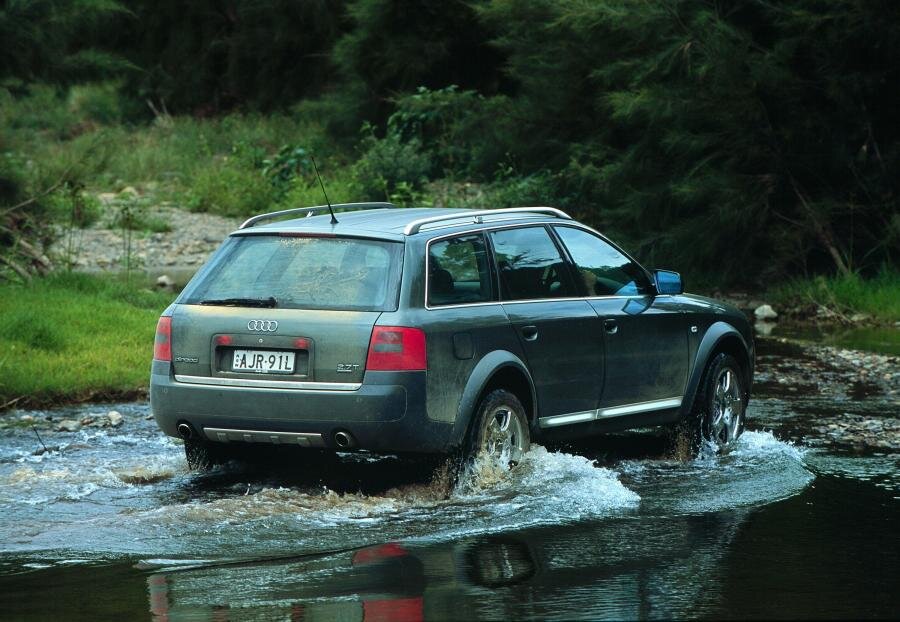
(0, 273, 173, 409)
(768, 268, 900, 323)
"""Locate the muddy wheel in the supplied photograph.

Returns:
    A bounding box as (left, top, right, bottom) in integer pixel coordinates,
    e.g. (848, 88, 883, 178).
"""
(466, 389, 531, 468)
(671, 352, 746, 457)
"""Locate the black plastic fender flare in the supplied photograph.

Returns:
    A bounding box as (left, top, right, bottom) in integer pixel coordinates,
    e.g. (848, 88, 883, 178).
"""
(449, 350, 537, 448)
(680, 321, 751, 419)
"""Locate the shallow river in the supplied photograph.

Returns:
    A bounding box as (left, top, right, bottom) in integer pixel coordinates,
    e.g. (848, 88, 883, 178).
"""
(0, 338, 897, 620)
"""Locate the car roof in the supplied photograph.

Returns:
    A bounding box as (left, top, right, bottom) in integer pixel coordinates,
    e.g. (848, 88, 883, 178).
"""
(232, 206, 573, 242)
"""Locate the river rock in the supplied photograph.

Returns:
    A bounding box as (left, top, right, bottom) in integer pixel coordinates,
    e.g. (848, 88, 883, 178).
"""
(754, 321, 776, 336)
(107, 411, 124, 427)
(754, 304, 778, 321)
(57, 419, 81, 432)
(156, 274, 175, 289)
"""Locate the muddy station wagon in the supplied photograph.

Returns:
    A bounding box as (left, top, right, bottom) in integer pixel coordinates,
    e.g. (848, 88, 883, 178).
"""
(150, 203, 754, 469)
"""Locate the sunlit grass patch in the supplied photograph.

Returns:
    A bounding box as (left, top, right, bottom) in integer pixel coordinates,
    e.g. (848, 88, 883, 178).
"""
(768, 268, 900, 323)
(0, 273, 172, 408)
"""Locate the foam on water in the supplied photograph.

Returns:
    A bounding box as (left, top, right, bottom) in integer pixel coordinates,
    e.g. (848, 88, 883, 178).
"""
(0, 406, 813, 563)
(621, 430, 813, 515)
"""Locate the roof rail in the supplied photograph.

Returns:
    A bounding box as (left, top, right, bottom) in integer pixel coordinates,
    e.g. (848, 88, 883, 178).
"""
(403, 207, 572, 236)
(239, 202, 397, 229)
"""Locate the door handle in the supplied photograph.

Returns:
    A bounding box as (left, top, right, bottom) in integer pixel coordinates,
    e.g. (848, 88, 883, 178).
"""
(604, 319, 618, 335)
(521, 325, 539, 342)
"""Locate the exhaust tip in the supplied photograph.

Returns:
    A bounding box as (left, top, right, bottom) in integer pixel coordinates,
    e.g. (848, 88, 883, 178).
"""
(177, 423, 195, 440)
(333, 431, 355, 449)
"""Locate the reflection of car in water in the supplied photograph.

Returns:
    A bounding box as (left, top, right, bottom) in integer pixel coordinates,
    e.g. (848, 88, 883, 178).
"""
(146, 511, 747, 620)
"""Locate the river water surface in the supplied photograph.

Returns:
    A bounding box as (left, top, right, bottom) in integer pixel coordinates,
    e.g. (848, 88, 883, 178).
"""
(0, 337, 896, 620)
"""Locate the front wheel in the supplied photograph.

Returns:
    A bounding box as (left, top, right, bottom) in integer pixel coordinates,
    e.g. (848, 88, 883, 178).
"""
(467, 389, 531, 468)
(670, 353, 746, 456)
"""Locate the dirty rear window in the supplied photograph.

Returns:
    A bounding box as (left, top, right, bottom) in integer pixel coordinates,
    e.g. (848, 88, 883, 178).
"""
(181, 235, 403, 311)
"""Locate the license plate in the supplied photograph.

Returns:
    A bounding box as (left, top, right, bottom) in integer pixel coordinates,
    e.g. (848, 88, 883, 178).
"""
(232, 350, 295, 374)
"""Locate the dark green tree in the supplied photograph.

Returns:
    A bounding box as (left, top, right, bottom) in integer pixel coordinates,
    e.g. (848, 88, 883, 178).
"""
(333, 0, 505, 122)
(0, 0, 130, 88)
(111, 0, 346, 113)
(477, 0, 899, 283)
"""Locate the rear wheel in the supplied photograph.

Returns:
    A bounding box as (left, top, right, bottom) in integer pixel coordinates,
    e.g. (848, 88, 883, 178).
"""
(467, 389, 531, 468)
(670, 352, 746, 457)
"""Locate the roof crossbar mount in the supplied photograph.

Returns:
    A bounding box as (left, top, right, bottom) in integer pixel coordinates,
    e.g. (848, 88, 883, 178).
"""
(239, 202, 397, 229)
(403, 206, 572, 236)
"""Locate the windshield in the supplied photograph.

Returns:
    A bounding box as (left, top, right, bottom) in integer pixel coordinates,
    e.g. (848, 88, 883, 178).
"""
(181, 235, 403, 311)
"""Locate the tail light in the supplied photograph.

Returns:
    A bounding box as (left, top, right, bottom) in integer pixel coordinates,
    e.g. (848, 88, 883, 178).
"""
(153, 316, 172, 362)
(366, 326, 426, 371)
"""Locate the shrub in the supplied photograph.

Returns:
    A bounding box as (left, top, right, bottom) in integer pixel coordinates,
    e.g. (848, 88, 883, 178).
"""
(187, 160, 276, 217)
(389, 87, 516, 180)
(351, 125, 431, 203)
(67, 82, 123, 125)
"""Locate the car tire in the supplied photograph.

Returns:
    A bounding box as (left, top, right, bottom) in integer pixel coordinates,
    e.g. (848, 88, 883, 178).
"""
(670, 352, 746, 457)
(465, 389, 531, 469)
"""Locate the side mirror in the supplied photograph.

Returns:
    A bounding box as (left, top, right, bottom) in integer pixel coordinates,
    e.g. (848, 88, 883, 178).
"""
(653, 269, 683, 295)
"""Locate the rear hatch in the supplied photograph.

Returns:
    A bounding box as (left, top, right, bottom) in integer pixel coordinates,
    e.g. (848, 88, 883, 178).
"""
(171, 233, 403, 385)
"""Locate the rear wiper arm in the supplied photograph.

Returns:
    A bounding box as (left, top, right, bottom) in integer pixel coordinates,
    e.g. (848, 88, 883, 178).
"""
(198, 297, 277, 308)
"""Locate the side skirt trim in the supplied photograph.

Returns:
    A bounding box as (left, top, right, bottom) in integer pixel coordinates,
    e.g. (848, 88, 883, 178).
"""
(538, 397, 683, 429)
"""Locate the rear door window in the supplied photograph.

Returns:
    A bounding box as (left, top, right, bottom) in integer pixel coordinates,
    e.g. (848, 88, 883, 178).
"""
(489, 226, 577, 300)
(181, 235, 402, 311)
(428, 234, 494, 306)
(553, 226, 652, 296)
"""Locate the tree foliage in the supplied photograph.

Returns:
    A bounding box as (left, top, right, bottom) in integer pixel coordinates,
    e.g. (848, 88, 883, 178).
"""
(0, 0, 130, 88)
(110, 0, 346, 113)
(2, 0, 897, 285)
(475, 0, 899, 283)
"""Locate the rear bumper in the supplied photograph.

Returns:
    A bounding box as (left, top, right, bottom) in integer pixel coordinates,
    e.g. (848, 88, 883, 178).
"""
(149, 362, 456, 454)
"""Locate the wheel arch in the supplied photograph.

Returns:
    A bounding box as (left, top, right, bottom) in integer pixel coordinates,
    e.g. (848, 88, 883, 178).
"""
(450, 350, 537, 448)
(681, 322, 752, 417)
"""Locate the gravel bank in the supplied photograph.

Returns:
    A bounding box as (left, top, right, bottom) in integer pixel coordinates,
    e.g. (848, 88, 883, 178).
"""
(51, 201, 241, 274)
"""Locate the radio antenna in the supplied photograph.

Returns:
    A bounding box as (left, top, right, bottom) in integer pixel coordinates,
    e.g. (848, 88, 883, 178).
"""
(311, 155, 338, 225)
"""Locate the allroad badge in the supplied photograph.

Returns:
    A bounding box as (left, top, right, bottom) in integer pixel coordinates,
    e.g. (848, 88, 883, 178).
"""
(247, 320, 278, 332)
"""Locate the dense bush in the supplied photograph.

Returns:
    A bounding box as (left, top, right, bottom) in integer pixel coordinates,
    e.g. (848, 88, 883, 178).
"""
(351, 125, 432, 204)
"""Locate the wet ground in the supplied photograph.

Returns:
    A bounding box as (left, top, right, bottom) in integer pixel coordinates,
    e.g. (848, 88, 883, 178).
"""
(0, 337, 897, 620)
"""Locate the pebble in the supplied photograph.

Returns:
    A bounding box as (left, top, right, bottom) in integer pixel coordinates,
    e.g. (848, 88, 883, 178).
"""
(107, 411, 124, 428)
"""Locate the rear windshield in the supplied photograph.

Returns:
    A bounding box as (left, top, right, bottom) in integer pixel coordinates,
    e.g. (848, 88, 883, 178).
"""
(181, 235, 403, 311)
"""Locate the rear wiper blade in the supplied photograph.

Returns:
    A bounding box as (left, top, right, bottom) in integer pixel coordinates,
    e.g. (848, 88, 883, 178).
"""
(198, 297, 277, 308)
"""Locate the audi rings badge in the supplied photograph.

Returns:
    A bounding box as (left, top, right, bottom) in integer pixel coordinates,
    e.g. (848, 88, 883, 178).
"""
(247, 320, 278, 332)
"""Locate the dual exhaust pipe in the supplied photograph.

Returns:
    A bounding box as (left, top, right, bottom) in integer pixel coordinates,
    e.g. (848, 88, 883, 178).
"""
(178, 421, 355, 450)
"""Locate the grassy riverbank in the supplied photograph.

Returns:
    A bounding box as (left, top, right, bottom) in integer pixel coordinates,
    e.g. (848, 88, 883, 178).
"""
(767, 269, 900, 324)
(0, 273, 171, 410)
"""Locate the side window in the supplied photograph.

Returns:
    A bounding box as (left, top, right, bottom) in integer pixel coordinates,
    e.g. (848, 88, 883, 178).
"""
(428, 234, 494, 306)
(554, 226, 651, 296)
(490, 226, 577, 300)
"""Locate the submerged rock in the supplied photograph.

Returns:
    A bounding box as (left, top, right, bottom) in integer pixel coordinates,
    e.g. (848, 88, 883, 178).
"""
(107, 411, 124, 427)
(115, 468, 173, 485)
(57, 419, 81, 433)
